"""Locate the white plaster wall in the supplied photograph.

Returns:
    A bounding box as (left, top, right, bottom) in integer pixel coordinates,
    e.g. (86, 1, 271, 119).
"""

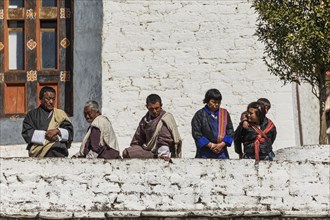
(297, 83, 320, 145)
(1, 157, 329, 218)
(274, 145, 329, 162)
(101, 0, 311, 158)
(0, 143, 81, 158)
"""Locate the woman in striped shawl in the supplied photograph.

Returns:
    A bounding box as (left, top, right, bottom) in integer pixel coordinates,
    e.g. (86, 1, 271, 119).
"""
(191, 89, 234, 159)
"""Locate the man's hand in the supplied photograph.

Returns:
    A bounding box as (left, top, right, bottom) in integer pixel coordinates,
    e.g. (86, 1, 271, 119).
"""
(158, 146, 172, 162)
(45, 129, 59, 142)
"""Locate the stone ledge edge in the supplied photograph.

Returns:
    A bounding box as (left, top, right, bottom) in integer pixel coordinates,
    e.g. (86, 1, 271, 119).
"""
(1, 211, 329, 218)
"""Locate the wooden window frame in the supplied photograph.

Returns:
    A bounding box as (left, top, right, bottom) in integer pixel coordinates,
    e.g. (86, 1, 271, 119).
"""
(40, 26, 57, 70)
(0, 0, 73, 118)
(7, 24, 25, 70)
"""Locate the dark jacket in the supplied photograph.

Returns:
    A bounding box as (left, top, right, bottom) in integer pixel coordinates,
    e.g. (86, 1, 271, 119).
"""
(191, 106, 234, 158)
(234, 117, 277, 158)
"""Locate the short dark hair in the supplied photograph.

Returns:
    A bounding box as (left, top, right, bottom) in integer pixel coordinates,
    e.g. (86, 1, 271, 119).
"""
(257, 98, 271, 110)
(146, 94, 162, 105)
(203, 89, 222, 104)
(39, 86, 56, 100)
(247, 101, 266, 122)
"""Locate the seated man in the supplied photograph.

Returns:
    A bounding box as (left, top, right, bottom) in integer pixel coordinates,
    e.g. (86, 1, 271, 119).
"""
(22, 86, 73, 157)
(122, 94, 182, 160)
(73, 100, 120, 159)
(234, 101, 277, 161)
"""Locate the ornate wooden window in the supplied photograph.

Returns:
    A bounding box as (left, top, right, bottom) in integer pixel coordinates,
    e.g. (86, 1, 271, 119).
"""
(0, 0, 73, 118)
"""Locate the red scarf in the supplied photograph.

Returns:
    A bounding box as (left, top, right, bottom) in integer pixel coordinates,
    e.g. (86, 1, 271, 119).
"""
(217, 108, 228, 143)
(250, 119, 274, 161)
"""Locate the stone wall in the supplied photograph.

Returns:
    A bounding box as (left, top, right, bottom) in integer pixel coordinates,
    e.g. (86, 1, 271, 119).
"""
(101, 0, 319, 159)
(1, 152, 329, 219)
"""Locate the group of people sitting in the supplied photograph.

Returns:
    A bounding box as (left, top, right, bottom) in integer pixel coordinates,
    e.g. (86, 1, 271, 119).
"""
(21, 86, 276, 161)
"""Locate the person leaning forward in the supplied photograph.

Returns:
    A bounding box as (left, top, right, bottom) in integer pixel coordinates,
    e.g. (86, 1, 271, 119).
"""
(234, 101, 277, 161)
(22, 86, 73, 157)
(122, 94, 182, 160)
(73, 100, 120, 159)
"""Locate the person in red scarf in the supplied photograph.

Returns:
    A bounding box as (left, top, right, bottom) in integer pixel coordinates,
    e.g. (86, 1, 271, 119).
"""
(234, 101, 277, 161)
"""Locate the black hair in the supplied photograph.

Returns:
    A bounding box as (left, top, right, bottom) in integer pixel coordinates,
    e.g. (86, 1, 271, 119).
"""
(146, 94, 162, 105)
(257, 98, 271, 110)
(247, 101, 266, 122)
(203, 89, 222, 104)
(39, 86, 56, 100)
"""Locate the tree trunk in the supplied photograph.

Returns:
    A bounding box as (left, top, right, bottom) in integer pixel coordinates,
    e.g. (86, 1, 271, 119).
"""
(319, 87, 328, 144)
(320, 108, 328, 144)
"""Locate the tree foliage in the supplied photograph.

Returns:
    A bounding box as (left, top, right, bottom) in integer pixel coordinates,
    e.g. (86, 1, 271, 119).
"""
(252, 0, 330, 143)
(252, 0, 330, 99)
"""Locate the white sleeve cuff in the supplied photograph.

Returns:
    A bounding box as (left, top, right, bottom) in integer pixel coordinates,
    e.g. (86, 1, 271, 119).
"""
(58, 128, 69, 141)
(31, 130, 46, 145)
(157, 145, 171, 158)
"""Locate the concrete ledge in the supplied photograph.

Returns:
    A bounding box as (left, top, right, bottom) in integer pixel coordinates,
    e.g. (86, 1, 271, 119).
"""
(274, 145, 330, 162)
(1, 157, 329, 218)
(1, 211, 329, 219)
(2, 144, 329, 161)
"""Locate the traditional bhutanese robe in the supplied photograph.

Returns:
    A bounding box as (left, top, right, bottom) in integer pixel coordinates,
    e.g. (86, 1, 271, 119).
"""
(234, 117, 277, 160)
(22, 107, 73, 157)
(191, 106, 234, 159)
(125, 110, 182, 158)
(76, 115, 120, 159)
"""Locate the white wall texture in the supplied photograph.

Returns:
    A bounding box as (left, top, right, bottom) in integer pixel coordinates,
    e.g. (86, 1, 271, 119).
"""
(297, 83, 320, 145)
(100, 0, 319, 158)
(1, 153, 329, 218)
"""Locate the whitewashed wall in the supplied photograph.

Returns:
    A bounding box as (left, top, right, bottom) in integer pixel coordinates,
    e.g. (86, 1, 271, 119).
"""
(1, 156, 329, 218)
(101, 0, 319, 158)
(297, 83, 320, 145)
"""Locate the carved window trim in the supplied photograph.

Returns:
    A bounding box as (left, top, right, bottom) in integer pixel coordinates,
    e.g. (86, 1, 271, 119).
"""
(0, 0, 74, 117)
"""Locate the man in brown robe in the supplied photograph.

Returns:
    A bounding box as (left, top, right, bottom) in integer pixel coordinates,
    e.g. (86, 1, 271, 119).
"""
(123, 94, 182, 160)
